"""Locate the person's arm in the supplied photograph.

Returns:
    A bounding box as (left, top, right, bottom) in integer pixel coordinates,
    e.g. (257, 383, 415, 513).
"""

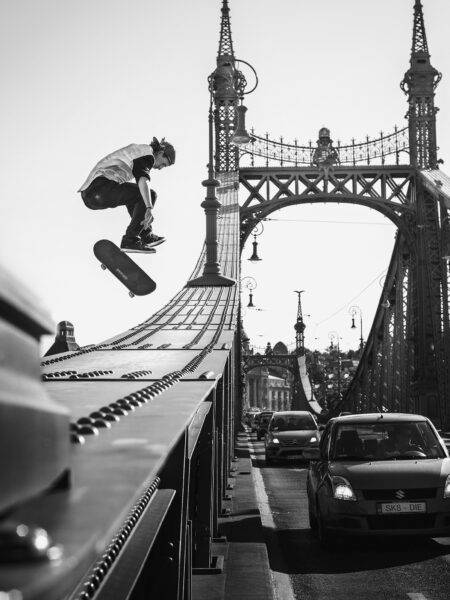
(133, 155, 155, 229)
(138, 178, 154, 229)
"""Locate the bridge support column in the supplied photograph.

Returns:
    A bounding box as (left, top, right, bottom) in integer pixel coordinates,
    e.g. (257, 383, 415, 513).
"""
(187, 101, 235, 288)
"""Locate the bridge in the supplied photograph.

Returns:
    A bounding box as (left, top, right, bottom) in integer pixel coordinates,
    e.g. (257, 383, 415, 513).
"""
(1, 0, 449, 598)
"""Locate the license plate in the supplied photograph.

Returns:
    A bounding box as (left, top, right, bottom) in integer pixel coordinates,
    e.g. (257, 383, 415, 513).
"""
(377, 502, 426, 514)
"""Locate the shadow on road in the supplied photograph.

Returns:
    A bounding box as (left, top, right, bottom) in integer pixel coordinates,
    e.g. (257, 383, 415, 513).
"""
(266, 525, 450, 575)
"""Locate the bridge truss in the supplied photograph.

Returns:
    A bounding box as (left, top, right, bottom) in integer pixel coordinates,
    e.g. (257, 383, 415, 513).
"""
(1, 1, 449, 599)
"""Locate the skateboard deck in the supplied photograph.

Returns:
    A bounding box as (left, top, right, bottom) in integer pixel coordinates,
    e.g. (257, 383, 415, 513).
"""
(93, 239, 156, 297)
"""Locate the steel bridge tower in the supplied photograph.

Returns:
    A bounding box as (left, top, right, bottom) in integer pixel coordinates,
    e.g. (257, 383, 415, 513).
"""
(401, 0, 442, 169)
(211, 0, 246, 172)
(215, 0, 450, 426)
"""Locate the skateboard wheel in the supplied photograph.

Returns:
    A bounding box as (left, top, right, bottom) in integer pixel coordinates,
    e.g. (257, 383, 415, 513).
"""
(129, 292, 135, 298)
(101, 264, 107, 270)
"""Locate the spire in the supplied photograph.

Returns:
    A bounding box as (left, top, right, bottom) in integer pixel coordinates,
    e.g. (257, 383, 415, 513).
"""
(294, 291, 306, 356)
(211, 0, 241, 172)
(401, 0, 442, 169)
(218, 0, 234, 59)
(411, 0, 429, 55)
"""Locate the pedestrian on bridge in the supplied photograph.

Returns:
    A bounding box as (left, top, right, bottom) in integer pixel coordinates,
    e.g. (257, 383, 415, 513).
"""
(78, 137, 176, 253)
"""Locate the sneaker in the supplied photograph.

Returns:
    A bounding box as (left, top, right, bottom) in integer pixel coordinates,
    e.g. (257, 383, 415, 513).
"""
(141, 232, 166, 247)
(120, 238, 156, 254)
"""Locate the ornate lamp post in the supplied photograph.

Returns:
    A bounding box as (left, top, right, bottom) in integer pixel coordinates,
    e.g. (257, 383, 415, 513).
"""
(349, 305, 364, 352)
(248, 222, 264, 262)
(242, 276, 257, 307)
(231, 58, 258, 148)
(187, 74, 236, 287)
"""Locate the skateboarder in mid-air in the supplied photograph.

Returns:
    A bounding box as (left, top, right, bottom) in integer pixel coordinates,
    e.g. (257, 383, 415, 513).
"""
(79, 137, 176, 253)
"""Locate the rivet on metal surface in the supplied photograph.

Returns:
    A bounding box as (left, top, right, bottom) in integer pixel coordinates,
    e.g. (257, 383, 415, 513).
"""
(199, 371, 215, 379)
(70, 432, 85, 444)
(76, 425, 99, 436)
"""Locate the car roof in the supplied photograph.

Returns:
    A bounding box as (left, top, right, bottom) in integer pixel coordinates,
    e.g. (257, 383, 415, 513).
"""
(271, 411, 315, 417)
(330, 412, 429, 424)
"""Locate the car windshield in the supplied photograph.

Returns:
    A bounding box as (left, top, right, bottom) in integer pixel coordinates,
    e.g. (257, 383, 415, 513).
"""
(331, 421, 446, 461)
(270, 415, 316, 431)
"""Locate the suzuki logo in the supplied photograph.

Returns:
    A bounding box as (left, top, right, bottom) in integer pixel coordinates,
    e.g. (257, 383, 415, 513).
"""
(395, 490, 405, 499)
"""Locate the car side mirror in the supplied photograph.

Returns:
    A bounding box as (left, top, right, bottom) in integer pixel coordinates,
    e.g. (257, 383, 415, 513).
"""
(303, 447, 320, 461)
(318, 425, 325, 432)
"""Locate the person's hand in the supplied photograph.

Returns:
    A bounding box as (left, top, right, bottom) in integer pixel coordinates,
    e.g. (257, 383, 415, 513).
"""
(141, 207, 154, 230)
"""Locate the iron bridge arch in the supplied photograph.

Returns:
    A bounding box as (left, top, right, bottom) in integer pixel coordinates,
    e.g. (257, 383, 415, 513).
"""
(238, 165, 417, 249)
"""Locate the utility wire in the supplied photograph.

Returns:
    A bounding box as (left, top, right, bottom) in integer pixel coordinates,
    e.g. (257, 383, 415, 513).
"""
(265, 217, 391, 226)
(314, 267, 388, 325)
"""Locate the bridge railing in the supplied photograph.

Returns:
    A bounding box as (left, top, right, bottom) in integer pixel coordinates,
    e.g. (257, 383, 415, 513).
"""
(238, 126, 410, 167)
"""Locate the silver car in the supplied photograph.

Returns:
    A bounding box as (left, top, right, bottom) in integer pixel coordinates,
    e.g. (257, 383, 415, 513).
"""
(305, 413, 450, 546)
(265, 411, 320, 464)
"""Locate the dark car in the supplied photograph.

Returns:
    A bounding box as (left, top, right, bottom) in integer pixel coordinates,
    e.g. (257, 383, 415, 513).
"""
(305, 413, 450, 546)
(256, 411, 274, 440)
(265, 411, 320, 464)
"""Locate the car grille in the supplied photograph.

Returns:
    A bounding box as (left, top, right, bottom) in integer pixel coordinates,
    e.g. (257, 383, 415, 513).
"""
(281, 439, 307, 447)
(366, 514, 436, 530)
(362, 488, 437, 501)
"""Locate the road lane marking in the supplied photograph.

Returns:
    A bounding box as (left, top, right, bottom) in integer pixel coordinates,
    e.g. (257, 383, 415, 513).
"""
(249, 439, 296, 600)
(407, 594, 430, 600)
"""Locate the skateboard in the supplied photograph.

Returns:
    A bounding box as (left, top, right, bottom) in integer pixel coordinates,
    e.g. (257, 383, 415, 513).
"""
(93, 239, 156, 297)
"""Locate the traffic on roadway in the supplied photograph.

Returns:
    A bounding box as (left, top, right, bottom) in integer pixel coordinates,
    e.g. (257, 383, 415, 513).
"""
(246, 410, 450, 600)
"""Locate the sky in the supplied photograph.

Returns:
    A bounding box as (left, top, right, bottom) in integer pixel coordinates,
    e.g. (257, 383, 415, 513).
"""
(1, 0, 449, 355)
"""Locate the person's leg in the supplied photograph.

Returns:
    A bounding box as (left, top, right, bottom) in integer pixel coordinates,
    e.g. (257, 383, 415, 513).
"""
(82, 178, 150, 250)
(104, 182, 146, 239)
(140, 188, 166, 246)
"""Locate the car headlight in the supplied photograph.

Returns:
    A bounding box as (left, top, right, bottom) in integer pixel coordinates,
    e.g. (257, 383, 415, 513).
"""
(444, 475, 450, 499)
(309, 436, 318, 444)
(271, 438, 280, 444)
(332, 476, 356, 501)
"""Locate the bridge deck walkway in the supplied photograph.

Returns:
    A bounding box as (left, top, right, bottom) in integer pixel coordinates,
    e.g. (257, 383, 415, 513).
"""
(192, 430, 274, 600)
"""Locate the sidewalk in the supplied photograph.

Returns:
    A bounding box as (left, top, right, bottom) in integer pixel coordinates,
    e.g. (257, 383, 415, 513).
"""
(192, 430, 274, 600)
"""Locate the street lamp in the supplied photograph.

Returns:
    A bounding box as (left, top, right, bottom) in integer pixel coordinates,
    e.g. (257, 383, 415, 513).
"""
(187, 71, 236, 288)
(242, 276, 257, 308)
(349, 305, 364, 351)
(231, 58, 259, 147)
(248, 222, 264, 262)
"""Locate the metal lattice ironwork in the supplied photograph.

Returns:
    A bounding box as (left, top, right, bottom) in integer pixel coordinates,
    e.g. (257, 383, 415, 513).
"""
(210, 0, 450, 426)
(238, 127, 410, 167)
(215, 101, 238, 172)
(218, 0, 234, 57)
